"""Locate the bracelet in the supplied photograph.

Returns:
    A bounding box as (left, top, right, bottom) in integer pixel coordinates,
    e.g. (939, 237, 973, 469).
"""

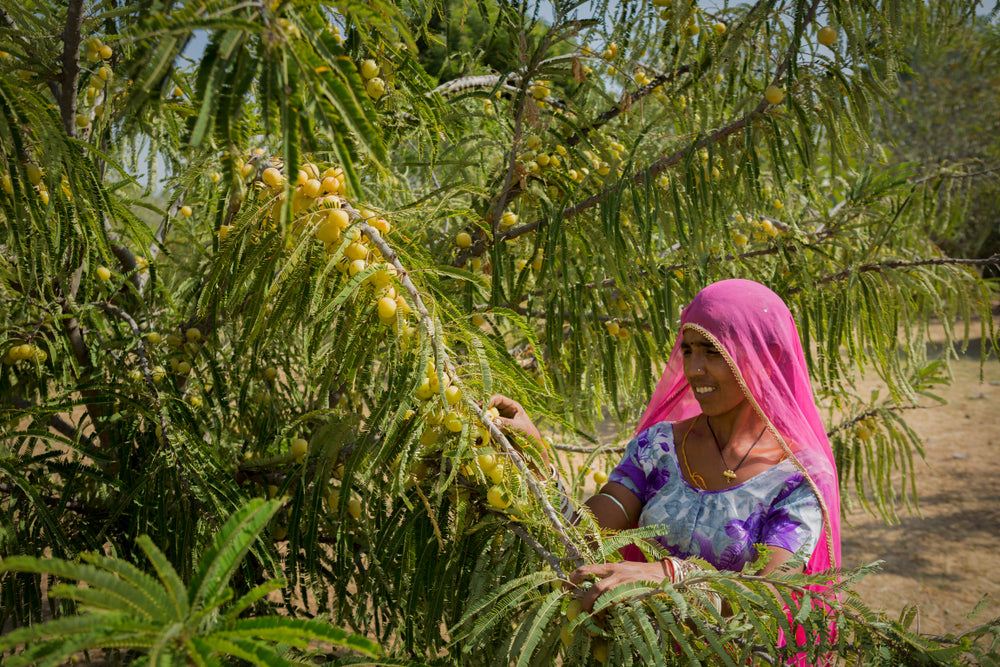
(594, 492, 631, 524)
(661, 557, 676, 582)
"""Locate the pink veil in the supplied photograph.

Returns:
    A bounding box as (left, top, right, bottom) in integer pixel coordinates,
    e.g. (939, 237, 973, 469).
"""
(634, 279, 841, 575)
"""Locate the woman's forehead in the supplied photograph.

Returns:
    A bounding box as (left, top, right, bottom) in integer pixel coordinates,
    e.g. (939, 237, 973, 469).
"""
(681, 329, 715, 346)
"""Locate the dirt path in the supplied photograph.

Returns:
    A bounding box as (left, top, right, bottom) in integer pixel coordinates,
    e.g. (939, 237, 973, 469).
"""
(840, 346, 1000, 636)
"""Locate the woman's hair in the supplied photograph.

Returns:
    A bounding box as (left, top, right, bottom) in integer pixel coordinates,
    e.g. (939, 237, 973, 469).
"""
(635, 279, 841, 574)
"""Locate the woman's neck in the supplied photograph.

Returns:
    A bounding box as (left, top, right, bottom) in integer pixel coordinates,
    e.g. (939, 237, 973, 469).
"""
(704, 402, 762, 450)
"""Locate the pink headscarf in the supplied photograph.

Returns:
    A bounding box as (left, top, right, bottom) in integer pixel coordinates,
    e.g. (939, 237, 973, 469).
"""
(635, 279, 840, 574)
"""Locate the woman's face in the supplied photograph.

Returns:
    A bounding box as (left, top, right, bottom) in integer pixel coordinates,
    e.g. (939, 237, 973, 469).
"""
(681, 328, 747, 417)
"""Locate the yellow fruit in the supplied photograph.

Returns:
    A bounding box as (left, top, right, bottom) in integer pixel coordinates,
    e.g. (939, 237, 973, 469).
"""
(444, 385, 462, 405)
(566, 598, 582, 621)
(26, 164, 42, 186)
(1, 174, 11, 195)
(185, 327, 201, 342)
(316, 208, 350, 243)
(209, 171, 221, 183)
(176, 361, 191, 375)
(264, 366, 278, 381)
(765, 85, 785, 105)
(172, 85, 183, 97)
(99, 45, 113, 60)
(487, 464, 505, 485)
(593, 470, 609, 485)
(348, 259, 367, 276)
(713, 22, 726, 35)
(218, 225, 232, 240)
(532, 84, 550, 100)
(128, 369, 142, 382)
(500, 211, 518, 229)
(262, 167, 285, 189)
(593, 638, 609, 663)
(854, 424, 872, 440)
(366, 77, 386, 98)
(419, 427, 439, 447)
(456, 231, 472, 248)
(415, 379, 434, 400)
(348, 498, 362, 518)
(98, 66, 112, 81)
(377, 296, 397, 325)
(187, 394, 202, 407)
(471, 313, 486, 327)
(605, 320, 620, 336)
(291, 438, 308, 458)
(96, 266, 111, 280)
(486, 485, 510, 509)
(75, 113, 89, 128)
(151, 366, 166, 382)
(146, 332, 162, 345)
(733, 232, 749, 246)
(477, 454, 497, 472)
(371, 217, 390, 234)
(817, 26, 837, 46)
(345, 242, 369, 262)
(300, 178, 321, 198)
(327, 488, 340, 508)
(443, 411, 464, 432)
(686, 21, 700, 36)
(360, 59, 379, 79)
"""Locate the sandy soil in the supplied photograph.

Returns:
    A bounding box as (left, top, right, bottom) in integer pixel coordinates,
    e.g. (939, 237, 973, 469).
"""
(839, 343, 1000, 636)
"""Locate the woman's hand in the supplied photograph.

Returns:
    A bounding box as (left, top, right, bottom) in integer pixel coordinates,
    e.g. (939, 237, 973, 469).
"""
(568, 561, 669, 611)
(487, 394, 548, 465)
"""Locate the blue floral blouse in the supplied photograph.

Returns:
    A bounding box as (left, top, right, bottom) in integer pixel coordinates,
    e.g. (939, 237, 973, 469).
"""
(608, 421, 822, 572)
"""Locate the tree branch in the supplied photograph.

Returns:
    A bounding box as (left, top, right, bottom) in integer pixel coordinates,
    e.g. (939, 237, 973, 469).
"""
(356, 215, 583, 566)
(59, 0, 86, 137)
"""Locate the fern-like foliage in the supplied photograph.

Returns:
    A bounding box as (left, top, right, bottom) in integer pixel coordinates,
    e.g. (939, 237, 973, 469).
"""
(0, 498, 379, 666)
(1, 0, 998, 665)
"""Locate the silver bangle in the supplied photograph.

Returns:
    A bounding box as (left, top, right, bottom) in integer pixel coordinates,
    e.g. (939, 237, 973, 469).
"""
(595, 492, 631, 524)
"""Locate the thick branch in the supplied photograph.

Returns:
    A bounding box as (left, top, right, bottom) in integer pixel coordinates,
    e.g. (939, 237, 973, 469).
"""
(59, 0, 87, 137)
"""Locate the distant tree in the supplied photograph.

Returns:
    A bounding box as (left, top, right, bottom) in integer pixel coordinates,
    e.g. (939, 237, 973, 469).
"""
(873, 4, 1000, 270)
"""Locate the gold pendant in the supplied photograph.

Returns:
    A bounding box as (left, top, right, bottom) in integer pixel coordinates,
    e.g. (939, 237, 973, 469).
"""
(723, 469, 737, 483)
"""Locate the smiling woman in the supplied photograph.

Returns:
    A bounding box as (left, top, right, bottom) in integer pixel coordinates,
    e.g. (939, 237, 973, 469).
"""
(492, 279, 840, 616)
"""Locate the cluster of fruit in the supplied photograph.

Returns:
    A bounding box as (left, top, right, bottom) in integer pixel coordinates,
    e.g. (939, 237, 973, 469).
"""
(730, 213, 784, 246)
(0, 163, 57, 205)
(2, 341, 48, 365)
(77, 38, 116, 129)
(359, 59, 386, 99)
(854, 415, 878, 441)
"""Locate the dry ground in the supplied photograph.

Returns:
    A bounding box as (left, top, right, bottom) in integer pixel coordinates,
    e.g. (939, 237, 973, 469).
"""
(839, 341, 1000, 636)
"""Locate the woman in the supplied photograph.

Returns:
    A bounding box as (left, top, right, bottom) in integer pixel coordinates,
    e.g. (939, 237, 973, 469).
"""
(491, 279, 841, 612)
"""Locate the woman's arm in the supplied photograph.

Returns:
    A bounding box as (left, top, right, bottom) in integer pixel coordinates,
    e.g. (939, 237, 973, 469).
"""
(584, 481, 642, 531)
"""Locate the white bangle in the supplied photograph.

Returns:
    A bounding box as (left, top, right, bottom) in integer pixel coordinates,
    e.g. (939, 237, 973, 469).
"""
(595, 492, 631, 524)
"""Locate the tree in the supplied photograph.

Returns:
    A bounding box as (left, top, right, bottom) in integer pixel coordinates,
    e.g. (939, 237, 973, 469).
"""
(872, 3, 1000, 272)
(1, 0, 997, 665)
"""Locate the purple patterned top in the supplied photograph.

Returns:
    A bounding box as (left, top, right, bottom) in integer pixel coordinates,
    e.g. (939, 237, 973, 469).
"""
(609, 421, 822, 572)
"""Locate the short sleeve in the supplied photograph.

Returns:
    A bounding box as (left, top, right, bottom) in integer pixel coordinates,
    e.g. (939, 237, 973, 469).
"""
(760, 475, 823, 560)
(607, 422, 673, 504)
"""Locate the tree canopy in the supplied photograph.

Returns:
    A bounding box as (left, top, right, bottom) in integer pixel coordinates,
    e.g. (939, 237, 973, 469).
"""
(1, 0, 998, 664)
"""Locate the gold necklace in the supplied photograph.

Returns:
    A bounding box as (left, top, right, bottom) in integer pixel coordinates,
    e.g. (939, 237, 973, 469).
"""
(706, 417, 768, 484)
(680, 416, 708, 489)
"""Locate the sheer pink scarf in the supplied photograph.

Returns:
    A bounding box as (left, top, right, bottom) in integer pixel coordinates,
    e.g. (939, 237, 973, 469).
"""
(634, 279, 841, 576)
